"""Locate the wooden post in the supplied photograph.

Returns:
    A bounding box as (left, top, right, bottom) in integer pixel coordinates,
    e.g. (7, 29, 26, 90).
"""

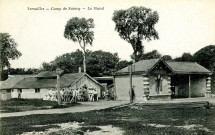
(56, 68, 64, 105)
(129, 65, 133, 103)
(189, 75, 191, 98)
(113, 75, 117, 101)
(57, 74, 61, 105)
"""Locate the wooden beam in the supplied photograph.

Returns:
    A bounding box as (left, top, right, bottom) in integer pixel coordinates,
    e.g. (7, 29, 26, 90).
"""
(189, 75, 191, 98)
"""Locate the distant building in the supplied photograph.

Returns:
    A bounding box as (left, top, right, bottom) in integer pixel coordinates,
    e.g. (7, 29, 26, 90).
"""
(0, 72, 102, 100)
(93, 76, 113, 86)
(114, 59, 212, 101)
(93, 76, 114, 95)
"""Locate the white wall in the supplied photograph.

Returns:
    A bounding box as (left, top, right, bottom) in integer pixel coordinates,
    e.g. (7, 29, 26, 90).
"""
(0, 90, 11, 100)
(115, 74, 171, 101)
(115, 75, 144, 101)
(11, 89, 49, 99)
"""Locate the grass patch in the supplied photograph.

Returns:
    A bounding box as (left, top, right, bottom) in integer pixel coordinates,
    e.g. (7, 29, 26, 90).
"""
(1, 106, 215, 135)
(0, 99, 80, 113)
(0, 98, 57, 107)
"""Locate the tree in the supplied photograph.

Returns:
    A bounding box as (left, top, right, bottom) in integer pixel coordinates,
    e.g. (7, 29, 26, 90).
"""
(87, 50, 120, 76)
(8, 68, 39, 75)
(193, 45, 215, 71)
(139, 50, 162, 60)
(116, 60, 133, 71)
(112, 6, 159, 62)
(0, 33, 22, 80)
(41, 49, 90, 73)
(41, 49, 132, 77)
(174, 52, 193, 62)
(64, 17, 94, 73)
(162, 55, 172, 61)
(42, 62, 56, 72)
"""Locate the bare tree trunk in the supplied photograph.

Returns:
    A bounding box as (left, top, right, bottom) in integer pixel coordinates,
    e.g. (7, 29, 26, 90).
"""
(133, 50, 138, 63)
(0, 65, 3, 80)
(83, 52, 86, 73)
(83, 43, 86, 73)
(78, 41, 87, 73)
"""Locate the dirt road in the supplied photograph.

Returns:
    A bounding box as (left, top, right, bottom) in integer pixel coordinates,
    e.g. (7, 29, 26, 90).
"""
(0, 100, 128, 118)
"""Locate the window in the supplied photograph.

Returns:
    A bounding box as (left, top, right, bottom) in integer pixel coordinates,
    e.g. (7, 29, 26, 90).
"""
(11, 89, 14, 92)
(35, 88, 40, 93)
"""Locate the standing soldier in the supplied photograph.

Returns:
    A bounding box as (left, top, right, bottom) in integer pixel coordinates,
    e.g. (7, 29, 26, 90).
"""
(71, 89, 78, 103)
(129, 86, 135, 103)
(18, 89, 21, 99)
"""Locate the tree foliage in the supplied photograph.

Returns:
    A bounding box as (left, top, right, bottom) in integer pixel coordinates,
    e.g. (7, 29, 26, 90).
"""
(112, 6, 159, 62)
(9, 68, 39, 75)
(42, 49, 91, 73)
(1, 68, 39, 80)
(193, 45, 215, 71)
(64, 17, 94, 73)
(116, 60, 133, 71)
(87, 50, 120, 76)
(174, 52, 193, 62)
(139, 50, 162, 60)
(41, 49, 129, 77)
(0, 33, 22, 70)
(162, 55, 172, 61)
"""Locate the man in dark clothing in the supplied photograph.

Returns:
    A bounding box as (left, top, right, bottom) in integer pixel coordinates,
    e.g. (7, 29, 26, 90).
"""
(129, 86, 135, 103)
(131, 86, 135, 101)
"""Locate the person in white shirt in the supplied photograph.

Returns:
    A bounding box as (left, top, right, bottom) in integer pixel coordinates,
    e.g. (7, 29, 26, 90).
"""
(70, 89, 78, 103)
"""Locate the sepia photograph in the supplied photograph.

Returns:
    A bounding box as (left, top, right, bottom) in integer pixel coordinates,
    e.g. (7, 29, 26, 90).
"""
(0, 0, 215, 134)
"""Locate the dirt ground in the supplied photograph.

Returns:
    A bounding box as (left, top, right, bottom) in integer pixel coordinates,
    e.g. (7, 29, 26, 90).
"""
(1, 97, 214, 118)
(1, 97, 215, 135)
(0, 100, 129, 118)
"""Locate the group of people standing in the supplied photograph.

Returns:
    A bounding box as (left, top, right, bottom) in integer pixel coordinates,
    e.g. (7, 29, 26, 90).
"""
(59, 87, 99, 103)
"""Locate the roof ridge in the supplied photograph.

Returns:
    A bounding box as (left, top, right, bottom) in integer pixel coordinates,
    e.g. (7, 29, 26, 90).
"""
(136, 58, 160, 63)
(167, 61, 197, 63)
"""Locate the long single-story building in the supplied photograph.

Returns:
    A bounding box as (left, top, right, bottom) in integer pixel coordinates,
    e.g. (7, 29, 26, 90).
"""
(114, 59, 212, 101)
(0, 72, 102, 100)
(0, 75, 35, 100)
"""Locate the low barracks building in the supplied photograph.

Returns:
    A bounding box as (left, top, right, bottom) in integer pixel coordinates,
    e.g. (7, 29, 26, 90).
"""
(0, 72, 102, 100)
(114, 59, 212, 101)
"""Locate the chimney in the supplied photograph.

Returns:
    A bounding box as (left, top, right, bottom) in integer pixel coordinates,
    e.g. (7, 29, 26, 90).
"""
(78, 67, 82, 73)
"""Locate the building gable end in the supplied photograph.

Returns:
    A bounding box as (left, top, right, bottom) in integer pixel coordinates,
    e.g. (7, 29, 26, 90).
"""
(148, 59, 174, 75)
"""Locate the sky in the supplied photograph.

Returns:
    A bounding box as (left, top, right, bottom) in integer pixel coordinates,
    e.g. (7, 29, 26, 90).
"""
(0, 0, 215, 69)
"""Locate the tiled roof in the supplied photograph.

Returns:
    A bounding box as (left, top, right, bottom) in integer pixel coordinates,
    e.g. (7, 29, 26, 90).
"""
(117, 59, 160, 73)
(13, 73, 86, 89)
(116, 59, 211, 75)
(0, 75, 35, 90)
(166, 61, 211, 74)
